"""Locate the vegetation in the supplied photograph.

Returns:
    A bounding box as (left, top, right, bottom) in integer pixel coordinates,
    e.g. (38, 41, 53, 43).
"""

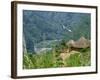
(23, 51, 54, 69)
(23, 10, 91, 69)
(65, 48, 90, 67)
(23, 40, 91, 69)
(23, 10, 91, 53)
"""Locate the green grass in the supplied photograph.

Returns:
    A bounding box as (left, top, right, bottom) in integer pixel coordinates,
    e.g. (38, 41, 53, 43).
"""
(65, 53, 82, 67)
(23, 51, 54, 69)
(65, 48, 91, 67)
(23, 39, 91, 69)
(23, 47, 90, 69)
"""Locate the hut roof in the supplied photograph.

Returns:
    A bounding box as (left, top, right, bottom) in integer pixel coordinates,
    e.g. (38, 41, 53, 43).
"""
(67, 37, 90, 48)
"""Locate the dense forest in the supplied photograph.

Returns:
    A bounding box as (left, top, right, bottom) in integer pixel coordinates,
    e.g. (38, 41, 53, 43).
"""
(23, 10, 91, 69)
(23, 10, 90, 53)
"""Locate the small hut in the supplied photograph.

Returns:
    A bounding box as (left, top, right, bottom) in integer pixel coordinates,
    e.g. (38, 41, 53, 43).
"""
(67, 36, 90, 51)
(72, 37, 90, 48)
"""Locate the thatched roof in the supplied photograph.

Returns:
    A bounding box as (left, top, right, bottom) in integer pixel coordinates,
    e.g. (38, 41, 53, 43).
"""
(67, 40, 75, 47)
(67, 37, 90, 48)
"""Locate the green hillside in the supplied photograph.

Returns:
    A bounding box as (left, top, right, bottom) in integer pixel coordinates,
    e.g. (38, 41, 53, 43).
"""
(23, 10, 91, 53)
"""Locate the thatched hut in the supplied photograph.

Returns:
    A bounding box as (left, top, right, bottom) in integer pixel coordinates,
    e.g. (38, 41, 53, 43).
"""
(67, 37, 90, 51)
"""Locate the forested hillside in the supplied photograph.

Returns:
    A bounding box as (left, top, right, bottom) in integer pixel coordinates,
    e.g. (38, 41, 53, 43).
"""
(23, 10, 91, 53)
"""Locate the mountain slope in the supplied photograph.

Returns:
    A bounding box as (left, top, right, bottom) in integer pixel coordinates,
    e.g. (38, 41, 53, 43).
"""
(23, 10, 91, 53)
